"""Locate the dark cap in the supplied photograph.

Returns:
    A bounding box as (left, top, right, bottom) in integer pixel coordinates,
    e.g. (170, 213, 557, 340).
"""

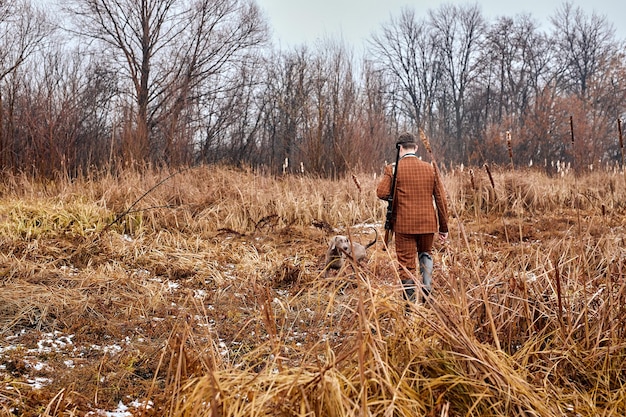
(396, 132, 417, 147)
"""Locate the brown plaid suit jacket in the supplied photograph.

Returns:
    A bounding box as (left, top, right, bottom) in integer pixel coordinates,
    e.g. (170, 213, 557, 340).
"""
(377, 154, 448, 234)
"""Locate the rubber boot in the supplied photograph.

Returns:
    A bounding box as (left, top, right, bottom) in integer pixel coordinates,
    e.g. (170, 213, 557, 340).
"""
(419, 252, 433, 302)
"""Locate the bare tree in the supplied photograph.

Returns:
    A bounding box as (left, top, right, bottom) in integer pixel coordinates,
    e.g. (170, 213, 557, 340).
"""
(548, 2, 623, 169)
(256, 42, 378, 177)
(302, 40, 358, 176)
(463, 14, 555, 165)
(483, 15, 549, 123)
(357, 60, 394, 171)
(0, 1, 50, 81)
(257, 48, 310, 174)
(195, 51, 266, 167)
(369, 8, 441, 134)
(65, 0, 267, 165)
(550, 1, 616, 99)
(429, 3, 486, 162)
(0, 0, 52, 170)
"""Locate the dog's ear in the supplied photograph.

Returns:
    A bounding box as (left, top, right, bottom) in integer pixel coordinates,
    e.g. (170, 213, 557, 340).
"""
(328, 237, 336, 250)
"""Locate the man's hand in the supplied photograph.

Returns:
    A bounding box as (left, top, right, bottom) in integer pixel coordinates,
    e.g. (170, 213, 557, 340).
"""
(438, 232, 448, 242)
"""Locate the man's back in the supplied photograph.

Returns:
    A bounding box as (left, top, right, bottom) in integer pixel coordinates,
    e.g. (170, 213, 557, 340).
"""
(377, 155, 448, 234)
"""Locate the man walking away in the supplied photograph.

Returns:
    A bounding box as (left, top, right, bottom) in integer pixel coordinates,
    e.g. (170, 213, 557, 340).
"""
(376, 132, 449, 303)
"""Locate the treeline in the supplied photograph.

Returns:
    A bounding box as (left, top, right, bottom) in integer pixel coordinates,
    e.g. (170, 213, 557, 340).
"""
(0, 0, 625, 178)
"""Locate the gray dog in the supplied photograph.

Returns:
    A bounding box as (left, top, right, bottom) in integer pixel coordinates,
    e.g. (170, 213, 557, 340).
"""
(324, 228, 378, 274)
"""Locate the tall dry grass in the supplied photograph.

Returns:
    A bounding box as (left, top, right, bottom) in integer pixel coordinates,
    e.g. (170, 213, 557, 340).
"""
(0, 165, 625, 416)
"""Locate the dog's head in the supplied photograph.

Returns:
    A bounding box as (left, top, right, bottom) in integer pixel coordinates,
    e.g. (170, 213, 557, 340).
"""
(328, 235, 350, 254)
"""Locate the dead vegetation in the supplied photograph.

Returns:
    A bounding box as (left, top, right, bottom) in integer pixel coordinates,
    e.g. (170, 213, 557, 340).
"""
(0, 165, 625, 416)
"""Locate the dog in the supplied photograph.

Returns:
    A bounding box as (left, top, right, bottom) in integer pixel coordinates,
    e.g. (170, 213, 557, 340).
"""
(324, 227, 378, 275)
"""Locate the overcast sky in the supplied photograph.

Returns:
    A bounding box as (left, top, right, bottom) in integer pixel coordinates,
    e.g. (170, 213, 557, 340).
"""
(255, 0, 626, 50)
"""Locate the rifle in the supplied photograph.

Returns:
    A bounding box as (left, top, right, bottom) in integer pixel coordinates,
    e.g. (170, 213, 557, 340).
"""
(383, 142, 402, 247)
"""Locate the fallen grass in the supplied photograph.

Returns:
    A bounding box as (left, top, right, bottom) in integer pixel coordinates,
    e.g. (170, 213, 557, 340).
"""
(0, 165, 624, 416)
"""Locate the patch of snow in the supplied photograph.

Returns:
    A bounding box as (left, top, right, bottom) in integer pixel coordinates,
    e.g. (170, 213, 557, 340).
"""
(26, 377, 52, 390)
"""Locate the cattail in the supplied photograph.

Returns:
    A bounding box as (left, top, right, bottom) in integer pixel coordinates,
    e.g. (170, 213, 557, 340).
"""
(617, 118, 626, 176)
(484, 163, 496, 192)
(569, 116, 575, 144)
(351, 173, 362, 193)
(419, 128, 432, 154)
(469, 168, 476, 190)
(506, 131, 513, 168)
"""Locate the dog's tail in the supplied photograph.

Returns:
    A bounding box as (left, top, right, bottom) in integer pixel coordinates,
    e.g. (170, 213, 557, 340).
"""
(364, 227, 378, 249)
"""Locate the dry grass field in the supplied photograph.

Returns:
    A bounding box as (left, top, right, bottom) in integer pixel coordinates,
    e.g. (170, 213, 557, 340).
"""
(0, 164, 625, 416)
